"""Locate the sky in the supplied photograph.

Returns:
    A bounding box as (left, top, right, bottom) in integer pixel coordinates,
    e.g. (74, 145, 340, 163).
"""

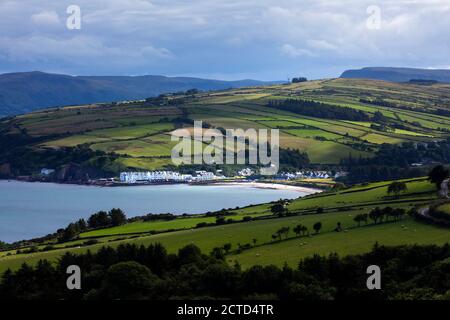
(0, 0, 449, 80)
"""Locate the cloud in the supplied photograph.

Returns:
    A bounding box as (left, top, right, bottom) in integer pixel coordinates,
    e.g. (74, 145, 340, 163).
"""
(1, 0, 450, 79)
(307, 40, 338, 51)
(280, 44, 315, 58)
(0, 35, 174, 66)
(31, 10, 60, 26)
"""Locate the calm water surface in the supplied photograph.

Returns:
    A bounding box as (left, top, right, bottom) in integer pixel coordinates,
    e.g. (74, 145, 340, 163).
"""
(0, 180, 311, 242)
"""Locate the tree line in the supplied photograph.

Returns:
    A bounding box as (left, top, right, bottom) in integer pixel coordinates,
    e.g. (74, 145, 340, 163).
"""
(361, 97, 450, 118)
(268, 99, 370, 121)
(59, 208, 127, 242)
(350, 141, 450, 167)
(0, 135, 121, 180)
(1, 242, 450, 300)
(340, 141, 450, 184)
(291, 77, 307, 83)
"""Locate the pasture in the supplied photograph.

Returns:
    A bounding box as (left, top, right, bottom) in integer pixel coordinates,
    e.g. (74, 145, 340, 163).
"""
(0, 177, 442, 273)
(6, 78, 450, 169)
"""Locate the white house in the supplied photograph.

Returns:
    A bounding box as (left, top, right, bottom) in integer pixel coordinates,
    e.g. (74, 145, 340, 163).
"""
(119, 170, 222, 183)
(40, 168, 55, 176)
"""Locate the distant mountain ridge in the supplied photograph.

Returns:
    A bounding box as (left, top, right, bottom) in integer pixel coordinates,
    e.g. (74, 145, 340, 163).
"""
(340, 67, 450, 83)
(0, 71, 279, 116)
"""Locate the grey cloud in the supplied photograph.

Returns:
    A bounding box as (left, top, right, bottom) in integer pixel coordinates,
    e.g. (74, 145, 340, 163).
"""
(31, 10, 61, 26)
(0, 0, 449, 79)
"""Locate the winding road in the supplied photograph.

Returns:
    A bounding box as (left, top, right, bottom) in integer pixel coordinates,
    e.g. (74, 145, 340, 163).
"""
(418, 206, 431, 218)
(418, 178, 449, 219)
(439, 178, 450, 199)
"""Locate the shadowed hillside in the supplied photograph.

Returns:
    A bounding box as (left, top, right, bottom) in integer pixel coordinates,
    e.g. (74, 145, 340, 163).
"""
(2, 78, 450, 180)
(0, 71, 278, 116)
(341, 67, 450, 83)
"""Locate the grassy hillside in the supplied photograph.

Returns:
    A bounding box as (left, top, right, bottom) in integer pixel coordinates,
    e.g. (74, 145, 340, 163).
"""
(1, 177, 446, 273)
(229, 219, 450, 268)
(1, 78, 450, 273)
(2, 78, 450, 176)
(0, 71, 277, 116)
(341, 67, 450, 83)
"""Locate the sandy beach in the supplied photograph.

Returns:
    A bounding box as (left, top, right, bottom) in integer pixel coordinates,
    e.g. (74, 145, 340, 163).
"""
(209, 181, 322, 194)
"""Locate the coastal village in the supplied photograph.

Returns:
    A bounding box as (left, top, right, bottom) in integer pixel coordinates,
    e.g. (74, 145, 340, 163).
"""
(33, 167, 347, 186)
(118, 169, 346, 185)
(119, 170, 224, 184)
(11, 167, 347, 188)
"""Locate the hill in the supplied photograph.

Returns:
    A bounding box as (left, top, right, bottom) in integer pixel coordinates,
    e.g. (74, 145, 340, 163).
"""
(0, 71, 278, 116)
(0, 176, 446, 273)
(1, 78, 450, 293)
(340, 67, 450, 83)
(2, 78, 450, 181)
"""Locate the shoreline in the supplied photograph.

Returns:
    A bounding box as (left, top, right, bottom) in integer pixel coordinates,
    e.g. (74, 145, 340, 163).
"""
(0, 179, 320, 244)
(1, 178, 322, 194)
(205, 181, 322, 194)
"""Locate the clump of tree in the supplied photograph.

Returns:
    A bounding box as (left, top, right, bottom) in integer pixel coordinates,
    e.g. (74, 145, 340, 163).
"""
(293, 224, 308, 237)
(369, 207, 384, 224)
(215, 216, 227, 225)
(205, 210, 235, 218)
(313, 222, 322, 234)
(268, 99, 370, 121)
(273, 227, 290, 240)
(270, 200, 289, 217)
(92, 208, 126, 228)
(223, 243, 232, 254)
(5, 242, 450, 300)
(87, 211, 111, 229)
(353, 213, 368, 226)
(387, 181, 408, 198)
(58, 209, 127, 243)
(292, 77, 307, 83)
(109, 208, 127, 226)
(368, 207, 406, 224)
(0, 241, 11, 251)
(428, 165, 449, 190)
(385, 207, 407, 221)
(136, 213, 177, 222)
(372, 111, 388, 123)
(58, 219, 88, 242)
(340, 141, 450, 184)
(279, 148, 310, 170)
(0, 137, 121, 179)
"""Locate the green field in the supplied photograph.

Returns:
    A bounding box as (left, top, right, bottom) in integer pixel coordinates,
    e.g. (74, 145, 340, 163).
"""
(85, 123, 174, 140)
(1, 177, 446, 273)
(288, 178, 435, 211)
(435, 203, 450, 213)
(7, 78, 450, 168)
(79, 209, 271, 238)
(229, 219, 450, 268)
(91, 137, 175, 157)
(2, 78, 450, 274)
